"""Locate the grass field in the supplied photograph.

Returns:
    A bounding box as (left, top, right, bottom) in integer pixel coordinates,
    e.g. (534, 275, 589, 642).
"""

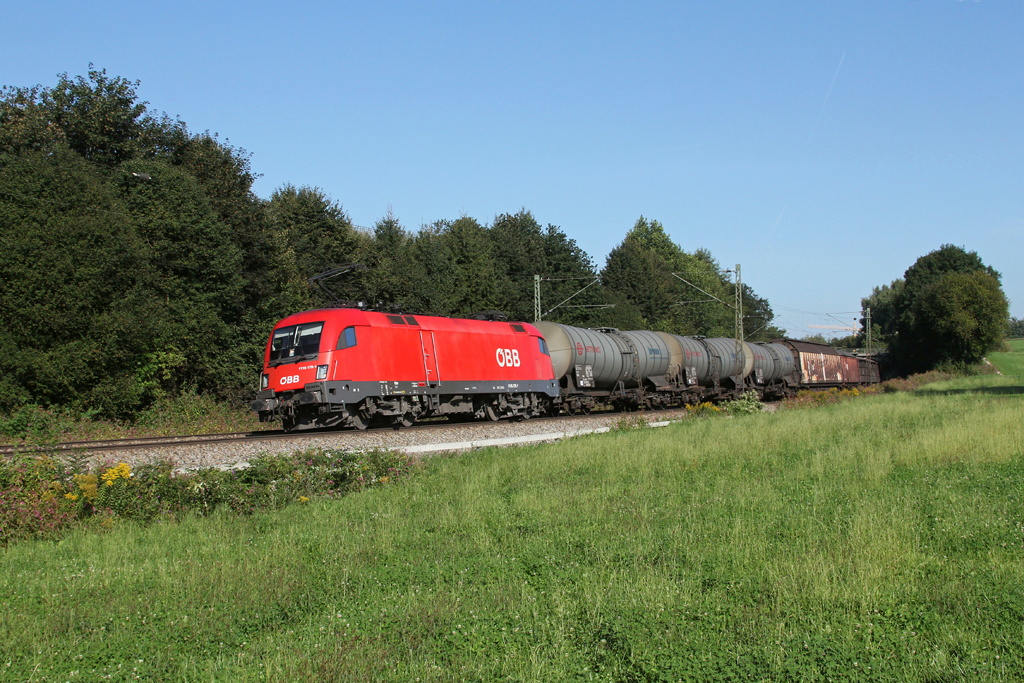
(2, 354, 1022, 681)
(989, 338, 1024, 377)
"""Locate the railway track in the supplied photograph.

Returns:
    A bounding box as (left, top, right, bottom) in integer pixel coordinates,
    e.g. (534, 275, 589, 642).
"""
(0, 410, 628, 456)
(0, 431, 279, 455)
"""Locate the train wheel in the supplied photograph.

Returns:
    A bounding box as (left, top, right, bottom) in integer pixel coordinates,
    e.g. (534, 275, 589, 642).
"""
(347, 409, 368, 430)
(394, 412, 415, 429)
(581, 404, 592, 415)
(485, 403, 500, 421)
(282, 416, 296, 432)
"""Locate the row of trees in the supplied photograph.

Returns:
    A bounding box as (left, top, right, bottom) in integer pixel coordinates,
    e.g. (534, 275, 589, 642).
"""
(0, 68, 780, 419)
(860, 245, 1009, 373)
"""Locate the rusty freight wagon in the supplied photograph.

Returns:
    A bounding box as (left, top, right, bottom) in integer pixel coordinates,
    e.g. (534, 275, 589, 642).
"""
(772, 338, 876, 388)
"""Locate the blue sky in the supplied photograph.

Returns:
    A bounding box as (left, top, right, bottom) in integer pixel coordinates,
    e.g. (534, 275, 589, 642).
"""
(5, 1, 1022, 334)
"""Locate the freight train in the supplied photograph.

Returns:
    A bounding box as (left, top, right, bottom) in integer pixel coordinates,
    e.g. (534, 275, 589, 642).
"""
(250, 308, 881, 431)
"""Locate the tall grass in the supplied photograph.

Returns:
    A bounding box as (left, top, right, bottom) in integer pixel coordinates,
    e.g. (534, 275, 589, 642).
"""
(1, 373, 1022, 681)
(0, 392, 265, 445)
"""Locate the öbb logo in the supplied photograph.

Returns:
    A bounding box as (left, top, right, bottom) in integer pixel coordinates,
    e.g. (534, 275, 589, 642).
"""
(495, 348, 521, 367)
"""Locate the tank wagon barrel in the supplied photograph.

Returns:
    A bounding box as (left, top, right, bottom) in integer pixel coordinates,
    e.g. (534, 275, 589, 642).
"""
(536, 322, 765, 411)
(536, 323, 638, 391)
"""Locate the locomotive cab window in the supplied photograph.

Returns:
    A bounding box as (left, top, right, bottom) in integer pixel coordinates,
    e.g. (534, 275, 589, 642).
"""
(269, 322, 324, 365)
(539, 337, 550, 356)
(336, 326, 357, 350)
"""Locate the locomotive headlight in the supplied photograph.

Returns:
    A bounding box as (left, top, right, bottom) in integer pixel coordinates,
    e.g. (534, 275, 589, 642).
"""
(260, 373, 269, 389)
(316, 365, 329, 380)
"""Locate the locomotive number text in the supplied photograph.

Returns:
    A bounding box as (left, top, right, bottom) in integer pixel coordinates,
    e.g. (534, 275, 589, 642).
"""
(495, 348, 521, 368)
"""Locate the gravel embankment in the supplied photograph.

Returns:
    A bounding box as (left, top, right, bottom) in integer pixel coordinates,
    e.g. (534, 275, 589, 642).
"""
(95, 409, 698, 471)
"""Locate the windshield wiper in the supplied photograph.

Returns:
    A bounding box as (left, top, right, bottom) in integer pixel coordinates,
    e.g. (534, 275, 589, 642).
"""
(269, 351, 317, 367)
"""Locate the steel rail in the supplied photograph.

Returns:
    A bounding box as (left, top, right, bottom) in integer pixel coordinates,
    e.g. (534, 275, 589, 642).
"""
(0, 407, 641, 455)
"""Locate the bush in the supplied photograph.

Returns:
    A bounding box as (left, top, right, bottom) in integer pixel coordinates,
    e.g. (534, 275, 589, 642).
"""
(0, 393, 264, 445)
(0, 455, 78, 545)
(721, 390, 763, 416)
(0, 404, 100, 443)
(0, 447, 416, 546)
(684, 401, 722, 418)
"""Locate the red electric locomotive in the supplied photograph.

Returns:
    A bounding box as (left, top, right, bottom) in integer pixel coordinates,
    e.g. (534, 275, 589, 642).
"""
(250, 308, 559, 430)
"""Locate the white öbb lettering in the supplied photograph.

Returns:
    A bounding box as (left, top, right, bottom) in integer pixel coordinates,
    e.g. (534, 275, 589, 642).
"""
(495, 348, 521, 368)
(280, 375, 301, 386)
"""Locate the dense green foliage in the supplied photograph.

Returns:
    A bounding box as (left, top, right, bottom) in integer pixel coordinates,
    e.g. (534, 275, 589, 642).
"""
(0, 69, 782, 422)
(1007, 317, 1024, 339)
(0, 68, 280, 417)
(2, 366, 1022, 680)
(0, 391, 263, 444)
(601, 217, 783, 338)
(0, 447, 412, 546)
(911, 271, 1008, 367)
(861, 245, 1009, 373)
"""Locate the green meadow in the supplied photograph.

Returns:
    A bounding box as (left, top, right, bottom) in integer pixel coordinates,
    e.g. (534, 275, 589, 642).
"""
(990, 338, 1024, 377)
(2, 349, 1022, 681)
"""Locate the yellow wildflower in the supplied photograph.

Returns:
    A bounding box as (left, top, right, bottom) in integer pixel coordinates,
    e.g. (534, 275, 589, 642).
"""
(75, 473, 98, 502)
(101, 463, 131, 485)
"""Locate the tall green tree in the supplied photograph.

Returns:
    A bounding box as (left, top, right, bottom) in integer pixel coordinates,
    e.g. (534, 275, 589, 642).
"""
(601, 236, 672, 328)
(364, 210, 423, 311)
(0, 67, 291, 414)
(912, 271, 1008, 367)
(488, 210, 610, 325)
(0, 66, 147, 164)
(0, 149, 155, 414)
(874, 244, 1007, 372)
(860, 279, 904, 350)
(266, 185, 367, 310)
(489, 210, 546, 321)
(536, 223, 609, 327)
(118, 158, 250, 397)
(600, 217, 775, 337)
(408, 222, 458, 316)
(443, 216, 502, 316)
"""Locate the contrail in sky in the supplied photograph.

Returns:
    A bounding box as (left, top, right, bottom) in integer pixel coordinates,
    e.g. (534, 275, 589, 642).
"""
(766, 205, 785, 255)
(811, 51, 846, 139)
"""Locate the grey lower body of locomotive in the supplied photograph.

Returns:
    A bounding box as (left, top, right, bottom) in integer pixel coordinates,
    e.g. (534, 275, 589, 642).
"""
(252, 378, 561, 431)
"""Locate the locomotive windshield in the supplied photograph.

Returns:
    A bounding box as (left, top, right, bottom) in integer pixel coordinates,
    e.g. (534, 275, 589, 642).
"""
(269, 322, 324, 365)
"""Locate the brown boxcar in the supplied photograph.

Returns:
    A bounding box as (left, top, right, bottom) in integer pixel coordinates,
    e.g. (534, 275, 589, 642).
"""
(772, 339, 861, 387)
